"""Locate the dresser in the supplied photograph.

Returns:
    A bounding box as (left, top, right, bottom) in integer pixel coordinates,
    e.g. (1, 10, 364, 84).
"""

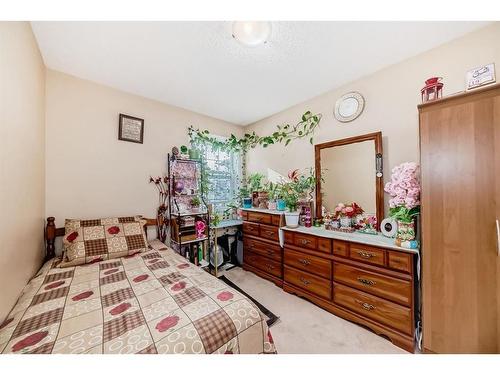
(419, 85, 500, 353)
(282, 227, 418, 352)
(241, 209, 419, 352)
(241, 208, 284, 287)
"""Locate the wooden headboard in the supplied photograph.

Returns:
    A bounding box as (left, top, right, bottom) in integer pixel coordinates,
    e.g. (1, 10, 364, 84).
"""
(44, 216, 157, 261)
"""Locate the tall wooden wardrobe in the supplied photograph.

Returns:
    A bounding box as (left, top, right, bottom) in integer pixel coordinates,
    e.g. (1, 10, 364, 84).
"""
(419, 84, 500, 353)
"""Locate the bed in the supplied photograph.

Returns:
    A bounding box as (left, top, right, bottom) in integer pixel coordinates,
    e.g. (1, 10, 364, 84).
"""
(0, 217, 276, 354)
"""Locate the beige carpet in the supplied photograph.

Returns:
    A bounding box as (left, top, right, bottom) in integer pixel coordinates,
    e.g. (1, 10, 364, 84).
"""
(223, 267, 407, 354)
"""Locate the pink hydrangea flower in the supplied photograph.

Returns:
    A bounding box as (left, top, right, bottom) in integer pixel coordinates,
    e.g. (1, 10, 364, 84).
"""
(384, 162, 421, 210)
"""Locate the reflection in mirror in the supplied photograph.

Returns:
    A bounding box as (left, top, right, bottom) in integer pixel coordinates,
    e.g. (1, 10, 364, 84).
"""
(320, 140, 376, 215)
(314, 132, 383, 228)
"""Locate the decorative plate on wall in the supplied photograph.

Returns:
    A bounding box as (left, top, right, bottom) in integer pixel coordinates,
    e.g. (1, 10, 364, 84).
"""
(334, 91, 365, 122)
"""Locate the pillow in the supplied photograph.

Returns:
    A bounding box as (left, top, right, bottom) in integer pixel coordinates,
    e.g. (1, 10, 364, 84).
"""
(58, 216, 148, 268)
(148, 238, 169, 251)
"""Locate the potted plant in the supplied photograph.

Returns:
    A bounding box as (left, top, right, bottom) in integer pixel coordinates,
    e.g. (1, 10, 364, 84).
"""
(279, 169, 317, 228)
(265, 182, 280, 210)
(190, 196, 201, 212)
(246, 172, 266, 207)
(280, 181, 300, 227)
(179, 145, 189, 159)
(384, 162, 421, 243)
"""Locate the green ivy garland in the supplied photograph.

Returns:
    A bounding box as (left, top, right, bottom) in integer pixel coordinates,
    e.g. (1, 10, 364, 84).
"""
(188, 111, 322, 152)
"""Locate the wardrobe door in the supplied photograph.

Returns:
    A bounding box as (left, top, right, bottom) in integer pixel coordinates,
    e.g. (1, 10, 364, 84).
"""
(495, 93, 500, 352)
(420, 88, 499, 353)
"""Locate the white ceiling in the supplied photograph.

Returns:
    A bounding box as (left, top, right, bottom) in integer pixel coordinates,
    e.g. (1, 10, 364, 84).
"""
(31, 21, 489, 125)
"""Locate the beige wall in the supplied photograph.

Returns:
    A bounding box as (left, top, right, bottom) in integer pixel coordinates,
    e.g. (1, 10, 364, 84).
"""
(45, 70, 242, 232)
(0, 22, 46, 321)
(246, 23, 500, 216)
(321, 140, 376, 214)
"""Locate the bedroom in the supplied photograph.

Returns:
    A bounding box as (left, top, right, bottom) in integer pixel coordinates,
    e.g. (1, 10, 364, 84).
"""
(1, 0, 500, 372)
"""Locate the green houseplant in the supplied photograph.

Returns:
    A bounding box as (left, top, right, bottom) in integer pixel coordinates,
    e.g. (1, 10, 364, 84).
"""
(243, 172, 267, 208)
(265, 181, 281, 210)
(190, 196, 201, 213)
(247, 172, 265, 193)
(278, 169, 317, 227)
(179, 145, 189, 159)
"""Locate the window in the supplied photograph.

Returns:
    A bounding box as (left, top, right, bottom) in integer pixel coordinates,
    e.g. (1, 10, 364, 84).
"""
(196, 138, 241, 216)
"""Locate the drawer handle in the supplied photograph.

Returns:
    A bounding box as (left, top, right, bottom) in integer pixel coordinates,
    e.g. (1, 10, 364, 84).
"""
(265, 231, 275, 236)
(300, 239, 311, 245)
(357, 251, 376, 259)
(266, 264, 275, 270)
(267, 250, 275, 256)
(357, 277, 376, 286)
(355, 299, 376, 311)
(299, 258, 311, 266)
(299, 276, 311, 285)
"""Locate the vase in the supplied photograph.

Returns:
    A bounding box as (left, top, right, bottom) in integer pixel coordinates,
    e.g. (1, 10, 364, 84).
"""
(340, 217, 352, 228)
(396, 220, 416, 241)
(277, 199, 286, 211)
(174, 180, 184, 194)
(268, 200, 277, 210)
(257, 191, 269, 208)
(242, 197, 252, 209)
(252, 191, 259, 207)
(284, 211, 300, 228)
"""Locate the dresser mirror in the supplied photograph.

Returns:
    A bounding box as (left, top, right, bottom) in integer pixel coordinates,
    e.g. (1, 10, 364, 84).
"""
(314, 132, 384, 227)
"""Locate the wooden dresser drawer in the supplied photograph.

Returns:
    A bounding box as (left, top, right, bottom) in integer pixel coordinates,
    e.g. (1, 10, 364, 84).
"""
(260, 224, 279, 241)
(333, 263, 412, 306)
(284, 265, 331, 300)
(244, 252, 282, 279)
(349, 244, 386, 267)
(243, 222, 260, 236)
(317, 237, 332, 254)
(333, 283, 412, 335)
(244, 238, 281, 262)
(293, 233, 317, 251)
(247, 212, 272, 225)
(284, 231, 294, 245)
(271, 214, 282, 226)
(388, 251, 412, 273)
(332, 240, 349, 257)
(284, 248, 332, 279)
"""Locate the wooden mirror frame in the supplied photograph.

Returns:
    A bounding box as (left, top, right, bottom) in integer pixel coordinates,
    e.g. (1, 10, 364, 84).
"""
(314, 131, 384, 229)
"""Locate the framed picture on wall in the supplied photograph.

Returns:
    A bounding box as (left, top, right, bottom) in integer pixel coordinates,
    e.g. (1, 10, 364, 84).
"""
(466, 63, 496, 91)
(118, 113, 144, 144)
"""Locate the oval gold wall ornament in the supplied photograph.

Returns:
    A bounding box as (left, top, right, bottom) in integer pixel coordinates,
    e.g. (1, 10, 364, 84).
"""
(334, 91, 365, 123)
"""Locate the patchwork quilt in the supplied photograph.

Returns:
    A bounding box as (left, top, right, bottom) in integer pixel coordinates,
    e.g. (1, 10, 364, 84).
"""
(0, 245, 276, 354)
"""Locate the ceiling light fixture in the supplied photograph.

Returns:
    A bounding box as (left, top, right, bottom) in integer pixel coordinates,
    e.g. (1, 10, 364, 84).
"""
(232, 21, 272, 46)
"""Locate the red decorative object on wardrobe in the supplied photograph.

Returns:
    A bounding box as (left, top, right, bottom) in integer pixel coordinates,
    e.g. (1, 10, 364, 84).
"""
(421, 77, 443, 102)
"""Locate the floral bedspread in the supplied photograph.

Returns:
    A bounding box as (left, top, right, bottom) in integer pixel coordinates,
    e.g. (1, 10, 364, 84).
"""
(0, 244, 276, 354)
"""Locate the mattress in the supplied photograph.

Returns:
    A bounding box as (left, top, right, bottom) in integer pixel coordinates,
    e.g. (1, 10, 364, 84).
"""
(0, 245, 276, 354)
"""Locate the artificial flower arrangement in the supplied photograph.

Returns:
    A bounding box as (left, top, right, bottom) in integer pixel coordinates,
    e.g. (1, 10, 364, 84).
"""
(356, 215, 378, 235)
(323, 202, 365, 232)
(149, 176, 169, 242)
(384, 162, 421, 244)
(332, 202, 364, 219)
(195, 220, 206, 239)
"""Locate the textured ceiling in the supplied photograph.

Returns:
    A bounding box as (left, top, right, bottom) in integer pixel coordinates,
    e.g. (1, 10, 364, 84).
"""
(31, 21, 489, 125)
